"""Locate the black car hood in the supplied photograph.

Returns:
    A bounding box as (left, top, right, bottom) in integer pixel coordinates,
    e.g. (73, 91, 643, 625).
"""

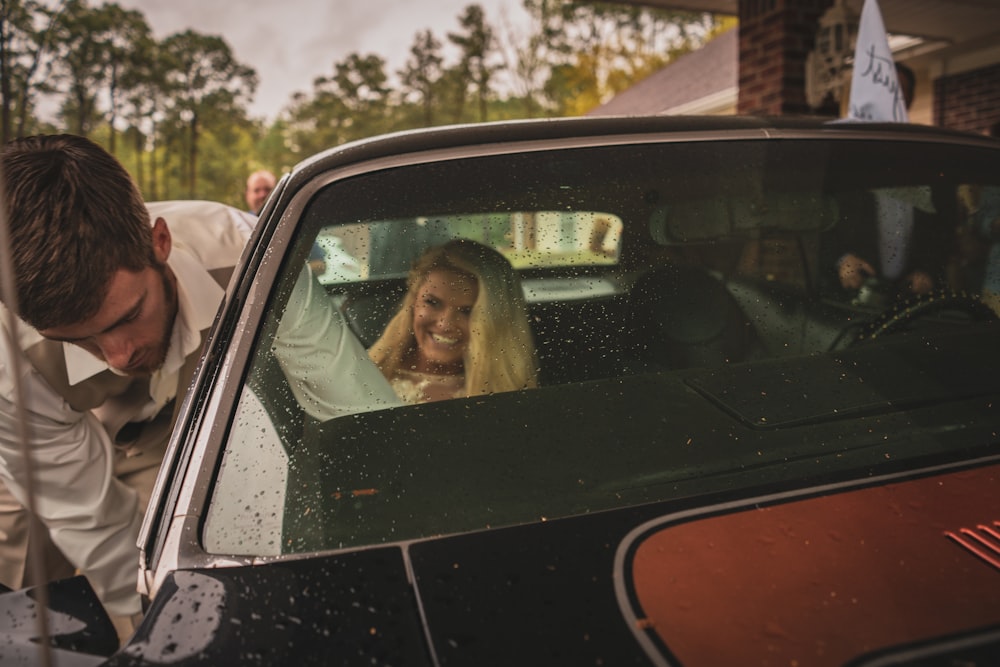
(0, 576, 118, 666)
(109, 548, 429, 666)
(97, 459, 1000, 666)
(106, 507, 662, 666)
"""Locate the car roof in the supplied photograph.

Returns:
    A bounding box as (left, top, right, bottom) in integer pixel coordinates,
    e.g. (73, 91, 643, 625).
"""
(287, 114, 999, 183)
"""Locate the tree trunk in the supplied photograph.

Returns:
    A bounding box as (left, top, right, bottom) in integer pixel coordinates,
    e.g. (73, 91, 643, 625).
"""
(188, 114, 198, 198)
(1, 11, 11, 145)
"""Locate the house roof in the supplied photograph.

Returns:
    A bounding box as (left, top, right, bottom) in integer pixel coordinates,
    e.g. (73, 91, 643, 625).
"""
(586, 27, 738, 116)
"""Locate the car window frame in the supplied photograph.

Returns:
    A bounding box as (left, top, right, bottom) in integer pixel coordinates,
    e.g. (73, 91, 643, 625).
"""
(138, 123, 1000, 600)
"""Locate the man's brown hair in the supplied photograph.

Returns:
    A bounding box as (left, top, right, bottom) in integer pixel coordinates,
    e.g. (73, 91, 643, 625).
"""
(1, 134, 155, 330)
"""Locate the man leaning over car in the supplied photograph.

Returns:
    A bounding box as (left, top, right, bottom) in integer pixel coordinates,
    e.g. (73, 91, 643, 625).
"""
(0, 134, 398, 636)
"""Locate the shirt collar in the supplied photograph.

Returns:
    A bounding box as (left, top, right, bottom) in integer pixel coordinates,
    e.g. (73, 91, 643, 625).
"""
(63, 245, 224, 386)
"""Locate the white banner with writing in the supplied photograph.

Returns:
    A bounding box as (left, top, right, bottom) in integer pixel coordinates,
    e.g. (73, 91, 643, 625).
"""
(846, 0, 907, 122)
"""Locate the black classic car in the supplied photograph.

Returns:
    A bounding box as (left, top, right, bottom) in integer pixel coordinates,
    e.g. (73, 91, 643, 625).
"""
(4, 116, 1000, 665)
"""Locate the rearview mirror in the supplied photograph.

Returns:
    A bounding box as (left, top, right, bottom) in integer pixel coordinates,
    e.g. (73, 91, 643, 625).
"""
(650, 193, 839, 244)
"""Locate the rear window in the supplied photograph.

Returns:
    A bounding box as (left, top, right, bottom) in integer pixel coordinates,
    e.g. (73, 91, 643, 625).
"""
(204, 134, 1000, 557)
(313, 211, 623, 286)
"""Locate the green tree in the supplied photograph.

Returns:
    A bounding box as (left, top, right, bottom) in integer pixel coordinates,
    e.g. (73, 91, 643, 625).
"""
(119, 31, 164, 196)
(98, 3, 151, 154)
(49, 0, 115, 135)
(195, 118, 260, 208)
(0, 0, 64, 142)
(494, 0, 560, 118)
(529, 0, 718, 115)
(331, 52, 391, 137)
(285, 85, 344, 160)
(398, 29, 444, 127)
(544, 61, 593, 117)
(251, 117, 295, 177)
(448, 4, 499, 122)
(285, 52, 390, 158)
(159, 29, 257, 198)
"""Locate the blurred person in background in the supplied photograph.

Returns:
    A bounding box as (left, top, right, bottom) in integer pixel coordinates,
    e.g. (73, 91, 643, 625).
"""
(245, 169, 276, 215)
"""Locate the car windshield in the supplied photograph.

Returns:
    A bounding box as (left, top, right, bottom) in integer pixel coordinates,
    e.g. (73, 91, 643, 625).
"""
(204, 134, 1000, 557)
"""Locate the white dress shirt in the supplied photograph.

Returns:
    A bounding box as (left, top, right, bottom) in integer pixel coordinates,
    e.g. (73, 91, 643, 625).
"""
(0, 201, 249, 615)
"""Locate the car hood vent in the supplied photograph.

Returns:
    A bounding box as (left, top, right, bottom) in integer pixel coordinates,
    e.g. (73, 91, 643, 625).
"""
(946, 522, 1000, 571)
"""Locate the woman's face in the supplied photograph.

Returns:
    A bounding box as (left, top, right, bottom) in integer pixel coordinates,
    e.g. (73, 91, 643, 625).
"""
(411, 268, 479, 374)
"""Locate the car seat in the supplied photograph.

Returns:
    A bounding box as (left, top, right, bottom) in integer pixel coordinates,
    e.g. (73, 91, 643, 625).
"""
(629, 264, 757, 371)
(340, 281, 408, 348)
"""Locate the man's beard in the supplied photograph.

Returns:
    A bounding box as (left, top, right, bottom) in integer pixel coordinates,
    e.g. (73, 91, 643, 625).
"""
(126, 263, 178, 376)
(150, 264, 178, 372)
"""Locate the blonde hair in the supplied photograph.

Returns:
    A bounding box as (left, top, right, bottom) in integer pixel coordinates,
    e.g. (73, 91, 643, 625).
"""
(369, 239, 538, 397)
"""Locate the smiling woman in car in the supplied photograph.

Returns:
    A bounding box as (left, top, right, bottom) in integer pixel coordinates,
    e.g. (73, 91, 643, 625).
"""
(367, 239, 539, 403)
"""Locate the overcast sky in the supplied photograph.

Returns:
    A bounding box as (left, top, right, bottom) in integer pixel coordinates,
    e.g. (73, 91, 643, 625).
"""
(115, 0, 531, 121)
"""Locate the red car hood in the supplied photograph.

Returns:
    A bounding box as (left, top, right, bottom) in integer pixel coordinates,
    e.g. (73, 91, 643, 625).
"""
(619, 463, 1000, 665)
